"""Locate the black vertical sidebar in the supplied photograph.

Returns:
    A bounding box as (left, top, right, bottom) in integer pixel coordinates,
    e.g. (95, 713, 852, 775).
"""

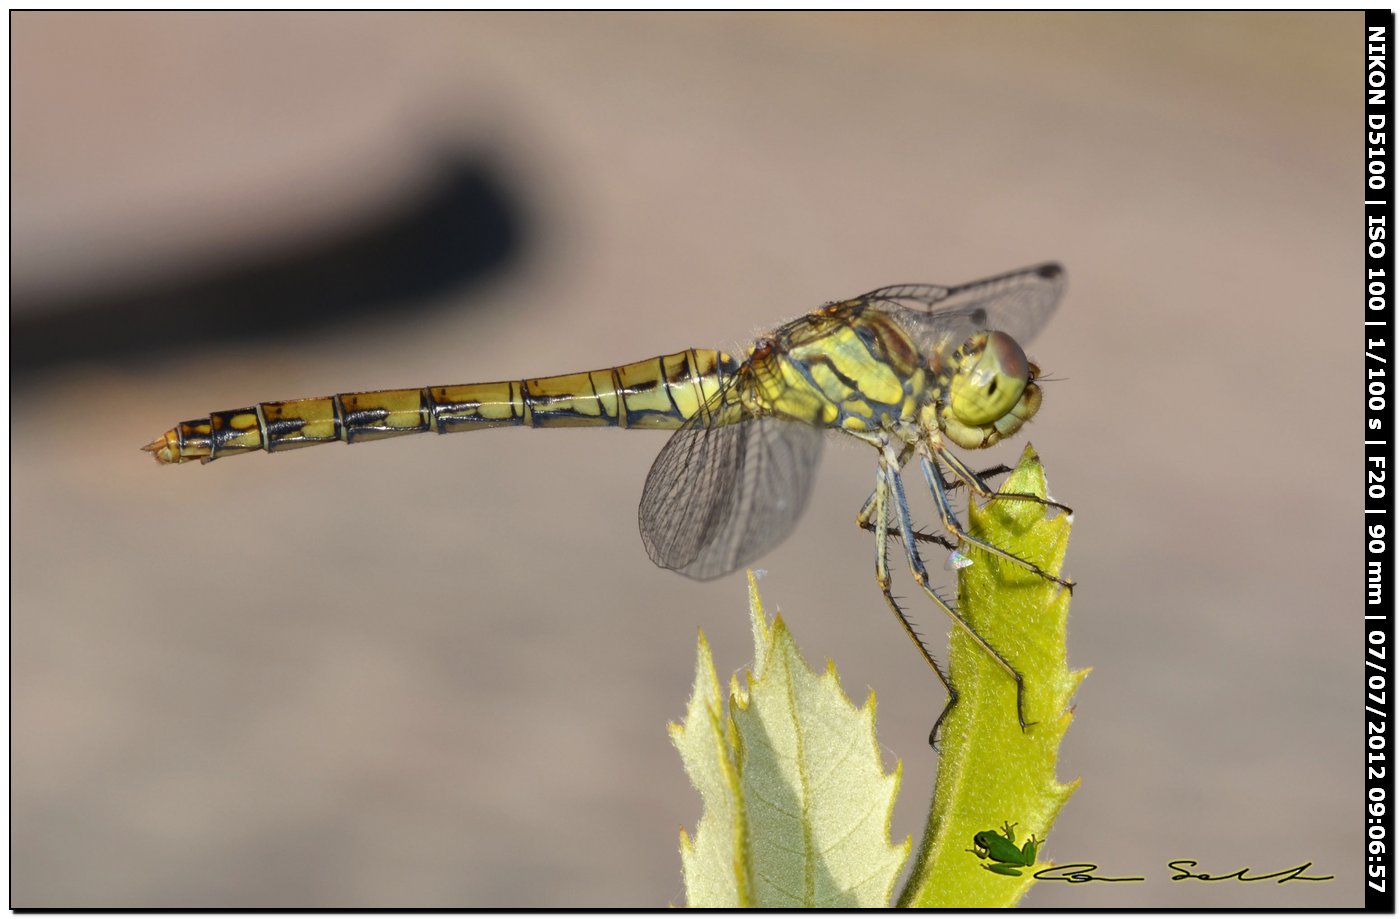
(1366, 8, 1395, 912)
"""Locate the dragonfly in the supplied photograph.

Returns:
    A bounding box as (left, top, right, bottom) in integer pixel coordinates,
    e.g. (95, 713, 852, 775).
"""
(144, 262, 1071, 743)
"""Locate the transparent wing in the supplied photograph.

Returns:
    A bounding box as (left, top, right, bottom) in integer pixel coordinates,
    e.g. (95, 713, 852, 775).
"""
(638, 400, 824, 582)
(859, 262, 1066, 356)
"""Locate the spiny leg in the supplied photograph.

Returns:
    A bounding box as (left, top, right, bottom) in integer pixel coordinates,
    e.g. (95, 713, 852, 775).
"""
(856, 441, 958, 550)
(851, 456, 1019, 549)
(868, 457, 959, 748)
(925, 461, 1015, 495)
(857, 488, 957, 551)
(937, 446, 1073, 517)
(881, 450, 1015, 496)
(921, 449, 1074, 592)
(884, 446, 1034, 737)
(942, 462, 1013, 493)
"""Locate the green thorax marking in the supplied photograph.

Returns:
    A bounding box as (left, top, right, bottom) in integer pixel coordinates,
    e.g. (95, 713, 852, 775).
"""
(743, 305, 929, 433)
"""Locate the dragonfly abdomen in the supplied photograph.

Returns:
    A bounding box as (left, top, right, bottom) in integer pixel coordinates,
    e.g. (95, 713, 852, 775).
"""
(444, 348, 739, 432)
(143, 349, 739, 464)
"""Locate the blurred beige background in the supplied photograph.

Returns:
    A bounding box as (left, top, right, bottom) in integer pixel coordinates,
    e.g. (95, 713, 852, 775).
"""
(12, 11, 1360, 907)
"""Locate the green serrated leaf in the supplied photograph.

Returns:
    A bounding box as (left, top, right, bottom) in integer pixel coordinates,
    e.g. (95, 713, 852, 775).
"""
(671, 576, 911, 908)
(669, 632, 750, 907)
(898, 443, 1085, 908)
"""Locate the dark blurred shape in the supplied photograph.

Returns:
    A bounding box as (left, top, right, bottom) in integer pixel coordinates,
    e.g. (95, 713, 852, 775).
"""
(10, 152, 525, 384)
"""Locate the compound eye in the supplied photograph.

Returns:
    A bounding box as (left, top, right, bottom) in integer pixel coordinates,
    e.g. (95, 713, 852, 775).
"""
(949, 331, 1030, 426)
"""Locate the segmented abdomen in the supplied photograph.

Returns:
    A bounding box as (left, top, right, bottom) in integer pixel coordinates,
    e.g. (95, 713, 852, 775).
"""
(144, 348, 738, 464)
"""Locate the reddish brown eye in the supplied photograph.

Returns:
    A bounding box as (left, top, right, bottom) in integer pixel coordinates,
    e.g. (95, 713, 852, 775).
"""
(987, 330, 1029, 381)
(948, 331, 1031, 426)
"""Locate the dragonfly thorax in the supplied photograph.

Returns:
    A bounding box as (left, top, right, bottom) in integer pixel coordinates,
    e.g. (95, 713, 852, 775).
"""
(749, 307, 929, 434)
(930, 329, 1042, 450)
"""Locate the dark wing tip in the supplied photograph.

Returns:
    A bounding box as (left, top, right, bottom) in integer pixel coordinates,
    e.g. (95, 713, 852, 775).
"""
(1034, 262, 1065, 281)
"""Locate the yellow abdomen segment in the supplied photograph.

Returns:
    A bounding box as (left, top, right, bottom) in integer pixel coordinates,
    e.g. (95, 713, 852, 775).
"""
(143, 349, 737, 464)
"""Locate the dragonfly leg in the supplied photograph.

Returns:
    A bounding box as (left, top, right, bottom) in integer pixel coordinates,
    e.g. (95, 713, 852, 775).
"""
(884, 446, 1034, 736)
(938, 462, 1014, 493)
(867, 454, 958, 748)
(936, 447, 1073, 517)
(857, 469, 956, 550)
(922, 449, 1074, 593)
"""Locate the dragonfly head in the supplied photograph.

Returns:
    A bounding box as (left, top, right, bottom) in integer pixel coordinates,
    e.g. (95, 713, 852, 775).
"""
(939, 330, 1042, 449)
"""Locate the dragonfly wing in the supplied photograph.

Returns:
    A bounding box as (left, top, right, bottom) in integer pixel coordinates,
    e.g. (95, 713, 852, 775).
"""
(861, 262, 1066, 354)
(638, 413, 824, 581)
